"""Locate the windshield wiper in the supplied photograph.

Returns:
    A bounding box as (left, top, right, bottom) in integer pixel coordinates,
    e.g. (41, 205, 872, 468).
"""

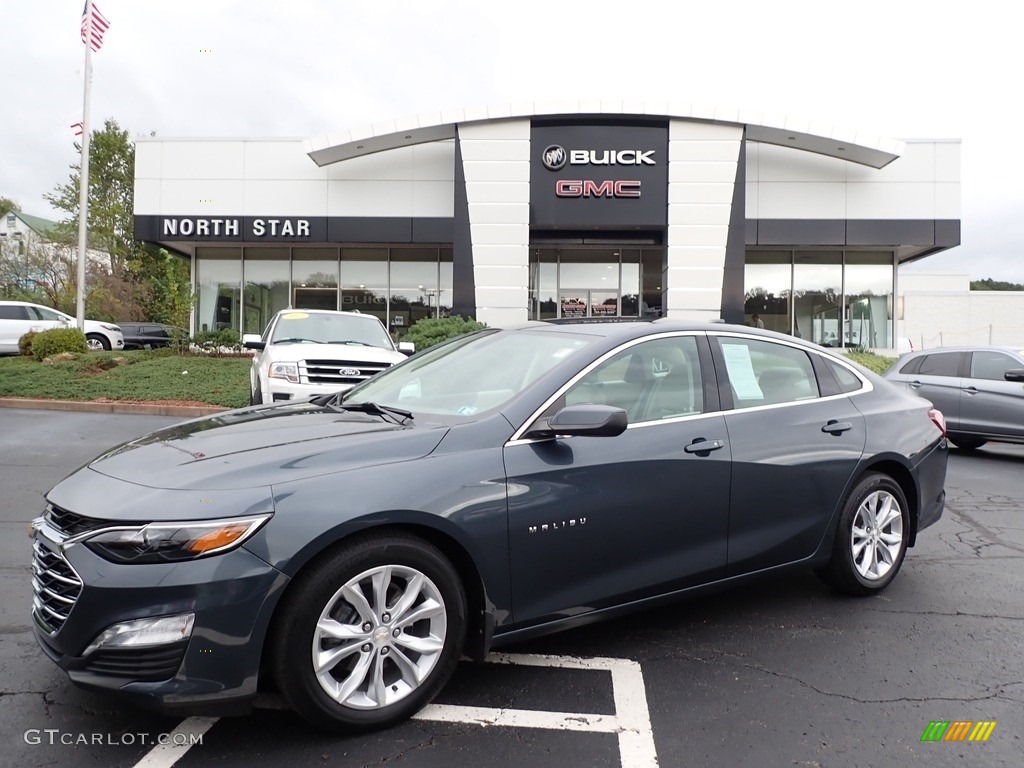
(273, 337, 319, 344)
(326, 340, 375, 346)
(310, 393, 414, 425)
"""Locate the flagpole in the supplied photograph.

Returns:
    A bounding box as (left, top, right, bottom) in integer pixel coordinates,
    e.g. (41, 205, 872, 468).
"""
(75, 0, 94, 330)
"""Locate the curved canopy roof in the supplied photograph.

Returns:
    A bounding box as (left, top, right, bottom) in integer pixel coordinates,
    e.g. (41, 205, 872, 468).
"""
(306, 100, 903, 169)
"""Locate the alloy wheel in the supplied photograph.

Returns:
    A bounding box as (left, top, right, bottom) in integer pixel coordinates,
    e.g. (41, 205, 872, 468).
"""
(311, 564, 447, 710)
(850, 490, 904, 581)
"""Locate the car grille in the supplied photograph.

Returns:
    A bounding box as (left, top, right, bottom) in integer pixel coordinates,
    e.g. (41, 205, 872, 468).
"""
(300, 359, 392, 386)
(83, 642, 188, 681)
(45, 503, 117, 537)
(31, 540, 83, 635)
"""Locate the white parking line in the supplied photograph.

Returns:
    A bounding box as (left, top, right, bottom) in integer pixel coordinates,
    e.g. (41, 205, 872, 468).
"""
(415, 652, 659, 768)
(132, 654, 658, 768)
(132, 716, 218, 768)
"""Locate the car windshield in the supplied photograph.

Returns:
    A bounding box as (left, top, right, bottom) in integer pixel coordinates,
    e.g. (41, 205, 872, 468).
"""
(270, 312, 393, 349)
(342, 329, 595, 420)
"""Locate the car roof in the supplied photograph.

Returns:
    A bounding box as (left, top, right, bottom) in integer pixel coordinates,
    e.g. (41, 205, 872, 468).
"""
(510, 318, 806, 342)
(900, 345, 1024, 355)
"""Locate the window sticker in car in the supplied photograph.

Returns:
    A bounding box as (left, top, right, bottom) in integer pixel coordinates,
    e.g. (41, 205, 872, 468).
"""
(721, 343, 764, 400)
(282, 312, 310, 320)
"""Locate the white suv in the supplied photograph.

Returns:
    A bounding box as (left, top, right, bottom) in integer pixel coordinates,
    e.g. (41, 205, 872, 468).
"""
(0, 300, 125, 355)
(243, 309, 414, 405)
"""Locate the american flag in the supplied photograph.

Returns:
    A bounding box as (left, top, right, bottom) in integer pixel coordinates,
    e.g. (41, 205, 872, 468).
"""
(70, 121, 84, 138)
(80, 2, 110, 52)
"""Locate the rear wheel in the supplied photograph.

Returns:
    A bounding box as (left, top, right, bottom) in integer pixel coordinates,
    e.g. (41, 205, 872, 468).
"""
(85, 333, 110, 351)
(947, 435, 986, 450)
(271, 533, 466, 732)
(817, 473, 909, 596)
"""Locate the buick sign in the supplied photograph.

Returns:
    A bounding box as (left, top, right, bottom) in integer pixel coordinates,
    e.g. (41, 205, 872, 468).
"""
(542, 145, 567, 171)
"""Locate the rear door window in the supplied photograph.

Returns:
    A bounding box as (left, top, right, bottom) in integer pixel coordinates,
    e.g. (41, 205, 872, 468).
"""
(0, 305, 28, 320)
(918, 352, 963, 377)
(714, 336, 820, 409)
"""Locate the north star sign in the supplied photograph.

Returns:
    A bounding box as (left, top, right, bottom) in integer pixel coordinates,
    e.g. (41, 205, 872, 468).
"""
(160, 217, 312, 238)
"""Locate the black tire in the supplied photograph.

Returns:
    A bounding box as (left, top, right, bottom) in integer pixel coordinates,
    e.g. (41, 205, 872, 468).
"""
(249, 386, 262, 406)
(85, 333, 110, 351)
(947, 435, 986, 450)
(817, 472, 910, 596)
(271, 533, 466, 732)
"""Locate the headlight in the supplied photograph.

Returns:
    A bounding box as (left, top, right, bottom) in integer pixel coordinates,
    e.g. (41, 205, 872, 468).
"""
(268, 362, 299, 383)
(82, 514, 271, 564)
(100, 323, 121, 332)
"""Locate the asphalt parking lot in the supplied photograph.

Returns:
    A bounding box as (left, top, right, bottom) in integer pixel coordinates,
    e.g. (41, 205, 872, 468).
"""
(1, 408, 1021, 767)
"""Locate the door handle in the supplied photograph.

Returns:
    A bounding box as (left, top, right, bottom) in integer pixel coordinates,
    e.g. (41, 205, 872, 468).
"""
(821, 420, 853, 435)
(961, 386, 978, 395)
(908, 380, 922, 389)
(684, 438, 724, 454)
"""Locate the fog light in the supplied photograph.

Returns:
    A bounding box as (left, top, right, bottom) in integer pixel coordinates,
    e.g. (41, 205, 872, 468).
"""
(82, 613, 195, 656)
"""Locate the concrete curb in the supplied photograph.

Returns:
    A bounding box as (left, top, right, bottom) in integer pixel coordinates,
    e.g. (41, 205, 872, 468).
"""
(0, 398, 229, 418)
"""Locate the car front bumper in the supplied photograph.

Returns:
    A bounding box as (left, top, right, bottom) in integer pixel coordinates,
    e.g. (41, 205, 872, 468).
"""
(32, 525, 289, 715)
(263, 379, 355, 402)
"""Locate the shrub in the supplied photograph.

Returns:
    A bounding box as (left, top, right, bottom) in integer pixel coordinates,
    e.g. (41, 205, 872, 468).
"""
(402, 316, 488, 351)
(32, 328, 89, 361)
(18, 330, 38, 356)
(191, 328, 243, 356)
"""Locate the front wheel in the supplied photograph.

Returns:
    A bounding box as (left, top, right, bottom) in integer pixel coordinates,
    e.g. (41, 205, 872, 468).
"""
(85, 333, 110, 351)
(271, 533, 466, 732)
(817, 473, 910, 596)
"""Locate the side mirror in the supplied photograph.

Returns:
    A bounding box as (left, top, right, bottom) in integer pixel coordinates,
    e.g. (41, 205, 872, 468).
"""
(1004, 369, 1024, 383)
(242, 334, 265, 350)
(528, 404, 628, 439)
(397, 341, 415, 356)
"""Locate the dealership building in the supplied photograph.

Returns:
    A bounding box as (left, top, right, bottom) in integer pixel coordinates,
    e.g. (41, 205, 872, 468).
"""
(133, 102, 960, 348)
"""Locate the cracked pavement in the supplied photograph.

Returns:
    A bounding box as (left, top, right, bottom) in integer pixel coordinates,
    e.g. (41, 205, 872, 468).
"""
(1, 409, 1022, 767)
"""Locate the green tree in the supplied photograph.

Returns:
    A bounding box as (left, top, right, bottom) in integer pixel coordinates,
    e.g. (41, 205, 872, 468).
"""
(970, 277, 1024, 291)
(0, 197, 20, 216)
(44, 118, 192, 322)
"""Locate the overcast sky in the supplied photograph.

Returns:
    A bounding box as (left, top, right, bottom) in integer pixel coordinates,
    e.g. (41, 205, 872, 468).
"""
(3, 0, 1021, 279)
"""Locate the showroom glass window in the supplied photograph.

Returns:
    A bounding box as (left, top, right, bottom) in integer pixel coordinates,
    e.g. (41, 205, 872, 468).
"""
(243, 247, 290, 335)
(195, 247, 241, 333)
(793, 252, 842, 346)
(744, 252, 791, 334)
(845, 252, 894, 349)
(341, 248, 388, 326)
(439, 248, 453, 319)
(292, 247, 339, 311)
(389, 248, 440, 339)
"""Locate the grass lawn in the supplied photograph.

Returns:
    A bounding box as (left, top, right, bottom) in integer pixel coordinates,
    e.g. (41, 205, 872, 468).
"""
(0, 350, 251, 408)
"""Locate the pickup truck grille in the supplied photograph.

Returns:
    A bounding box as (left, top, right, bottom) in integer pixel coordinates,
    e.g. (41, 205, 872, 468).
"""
(300, 359, 392, 386)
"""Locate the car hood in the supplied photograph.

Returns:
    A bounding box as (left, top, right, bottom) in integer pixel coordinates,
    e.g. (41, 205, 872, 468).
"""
(262, 342, 405, 364)
(84, 402, 448, 491)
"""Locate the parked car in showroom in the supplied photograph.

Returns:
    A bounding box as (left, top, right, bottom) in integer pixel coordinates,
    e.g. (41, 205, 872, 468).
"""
(243, 309, 413, 405)
(0, 299, 124, 353)
(31, 321, 947, 732)
(884, 345, 1024, 449)
(117, 322, 188, 350)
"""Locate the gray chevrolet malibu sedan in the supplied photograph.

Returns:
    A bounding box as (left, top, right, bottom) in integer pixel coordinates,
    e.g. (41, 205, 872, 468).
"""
(31, 320, 948, 732)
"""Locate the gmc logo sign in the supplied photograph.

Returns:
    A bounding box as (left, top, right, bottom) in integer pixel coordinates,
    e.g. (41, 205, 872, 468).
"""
(555, 180, 642, 198)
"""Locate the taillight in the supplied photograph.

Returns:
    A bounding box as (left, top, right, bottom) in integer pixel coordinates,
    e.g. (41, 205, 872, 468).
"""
(928, 408, 946, 435)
